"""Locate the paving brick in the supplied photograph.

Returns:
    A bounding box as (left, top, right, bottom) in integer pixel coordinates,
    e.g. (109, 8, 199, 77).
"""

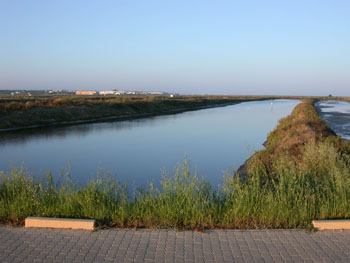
(2, 226, 350, 262)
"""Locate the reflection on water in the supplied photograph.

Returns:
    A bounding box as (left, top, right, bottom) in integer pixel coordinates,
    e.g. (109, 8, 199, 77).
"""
(0, 100, 299, 187)
(0, 118, 158, 146)
(269, 99, 274, 111)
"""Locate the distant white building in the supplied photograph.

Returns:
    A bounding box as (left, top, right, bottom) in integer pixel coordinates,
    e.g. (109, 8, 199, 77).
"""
(99, 90, 127, 95)
(148, 91, 163, 95)
(99, 91, 116, 95)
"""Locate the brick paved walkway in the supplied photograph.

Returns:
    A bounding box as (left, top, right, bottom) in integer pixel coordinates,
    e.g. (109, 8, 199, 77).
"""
(1, 226, 350, 262)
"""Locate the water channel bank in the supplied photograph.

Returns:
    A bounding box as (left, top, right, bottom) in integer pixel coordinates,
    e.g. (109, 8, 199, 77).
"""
(2, 100, 350, 229)
(2, 99, 350, 229)
(0, 95, 278, 131)
(0, 100, 299, 187)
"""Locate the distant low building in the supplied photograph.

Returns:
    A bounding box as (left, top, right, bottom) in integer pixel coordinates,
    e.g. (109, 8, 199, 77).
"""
(11, 91, 21, 96)
(76, 91, 97, 95)
(99, 91, 115, 95)
(99, 90, 127, 95)
(147, 91, 163, 95)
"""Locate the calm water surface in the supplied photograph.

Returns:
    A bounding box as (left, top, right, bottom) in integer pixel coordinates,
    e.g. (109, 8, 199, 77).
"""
(316, 101, 350, 140)
(0, 100, 299, 187)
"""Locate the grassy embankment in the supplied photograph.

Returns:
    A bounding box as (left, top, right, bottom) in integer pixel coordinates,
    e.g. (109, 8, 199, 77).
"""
(1, 99, 350, 229)
(0, 95, 275, 130)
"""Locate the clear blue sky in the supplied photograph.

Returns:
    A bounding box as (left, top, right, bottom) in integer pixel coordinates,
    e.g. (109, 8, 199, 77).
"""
(1, 0, 349, 95)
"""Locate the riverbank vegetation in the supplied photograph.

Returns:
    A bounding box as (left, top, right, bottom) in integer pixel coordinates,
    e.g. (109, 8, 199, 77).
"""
(0, 94, 338, 130)
(0, 95, 277, 130)
(1, 99, 350, 229)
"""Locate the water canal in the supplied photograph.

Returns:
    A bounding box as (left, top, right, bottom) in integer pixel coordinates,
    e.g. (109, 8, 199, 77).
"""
(0, 99, 299, 187)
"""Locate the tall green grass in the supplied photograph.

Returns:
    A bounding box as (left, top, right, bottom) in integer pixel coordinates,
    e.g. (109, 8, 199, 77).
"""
(1, 141, 350, 229)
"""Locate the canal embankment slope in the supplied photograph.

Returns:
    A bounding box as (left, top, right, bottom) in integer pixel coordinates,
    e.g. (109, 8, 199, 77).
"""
(245, 99, 339, 176)
(0, 95, 277, 131)
(0, 95, 334, 131)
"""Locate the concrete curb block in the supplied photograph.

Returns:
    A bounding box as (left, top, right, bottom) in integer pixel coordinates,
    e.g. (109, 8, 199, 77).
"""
(25, 217, 95, 230)
(312, 220, 350, 230)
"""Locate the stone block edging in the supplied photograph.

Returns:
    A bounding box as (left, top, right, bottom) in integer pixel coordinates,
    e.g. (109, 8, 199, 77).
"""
(312, 220, 350, 230)
(25, 217, 95, 230)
